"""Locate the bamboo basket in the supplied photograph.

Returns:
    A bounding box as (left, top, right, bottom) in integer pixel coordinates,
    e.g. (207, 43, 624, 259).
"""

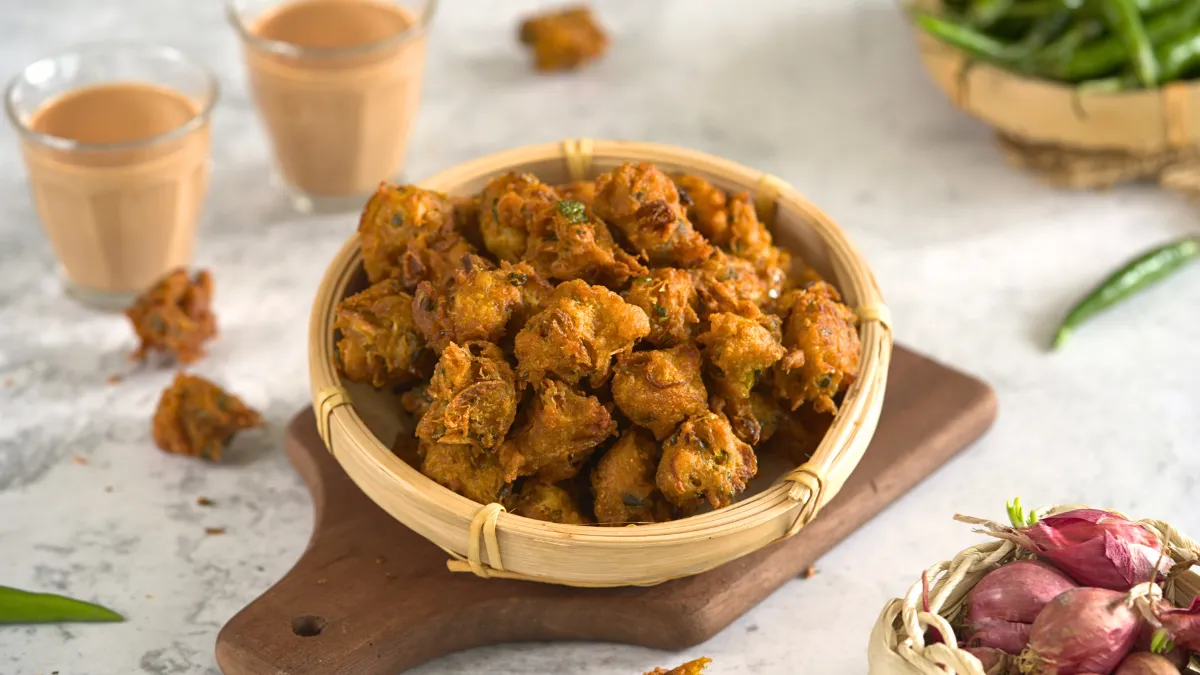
(867, 504, 1200, 674)
(308, 139, 893, 588)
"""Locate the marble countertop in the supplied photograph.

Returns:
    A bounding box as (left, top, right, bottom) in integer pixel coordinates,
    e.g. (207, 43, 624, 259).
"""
(3, 0, 1200, 673)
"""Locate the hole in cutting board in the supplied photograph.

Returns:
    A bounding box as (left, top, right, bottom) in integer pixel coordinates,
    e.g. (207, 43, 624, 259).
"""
(292, 615, 327, 637)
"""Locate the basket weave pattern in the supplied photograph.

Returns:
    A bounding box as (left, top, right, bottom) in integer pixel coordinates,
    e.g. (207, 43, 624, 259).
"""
(309, 139, 893, 587)
(867, 505, 1200, 675)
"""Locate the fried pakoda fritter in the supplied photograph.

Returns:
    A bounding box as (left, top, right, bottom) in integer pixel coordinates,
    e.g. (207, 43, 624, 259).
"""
(611, 344, 708, 440)
(593, 162, 712, 267)
(622, 269, 700, 347)
(556, 181, 596, 209)
(399, 383, 433, 419)
(524, 200, 647, 287)
(498, 379, 617, 482)
(126, 268, 217, 364)
(714, 390, 784, 447)
(591, 429, 674, 524)
(689, 249, 769, 318)
(416, 341, 517, 450)
(412, 256, 552, 352)
(514, 280, 650, 388)
(657, 410, 757, 509)
(674, 174, 730, 246)
(334, 279, 428, 388)
(773, 281, 861, 414)
(479, 173, 559, 262)
(726, 192, 790, 305)
(518, 5, 609, 72)
(152, 372, 263, 462)
(359, 184, 456, 284)
(505, 481, 591, 524)
(398, 232, 477, 292)
(644, 658, 713, 675)
(421, 438, 510, 504)
(698, 313, 785, 411)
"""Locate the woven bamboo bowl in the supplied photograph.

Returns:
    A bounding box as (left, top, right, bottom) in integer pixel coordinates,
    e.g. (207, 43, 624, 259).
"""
(308, 139, 893, 588)
(867, 504, 1200, 674)
(906, 0, 1200, 154)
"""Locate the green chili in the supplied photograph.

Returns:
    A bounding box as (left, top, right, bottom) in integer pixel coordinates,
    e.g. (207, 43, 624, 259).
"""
(1100, 0, 1160, 86)
(1155, 24, 1200, 80)
(969, 0, 1016, 27)
(1031, 18, 1106, 72)
(1056, 0, 1200, 80)
(915, 13, 1018, 63)
(0, 585, 124, 624)
(1052, 236, 1200, 349)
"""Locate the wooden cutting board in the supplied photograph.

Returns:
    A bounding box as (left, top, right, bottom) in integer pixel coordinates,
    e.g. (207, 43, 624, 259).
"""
(215, 345, 997, 675)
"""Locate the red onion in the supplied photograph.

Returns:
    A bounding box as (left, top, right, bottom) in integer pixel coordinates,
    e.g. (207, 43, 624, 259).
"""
(1153, 596, 1200, 652)
(983, 509, 1169, 591)
(965, 646, 1013, 675)
(1112, 652, 1181, 674)
(965, 617, 1032, 655)
(1021, 587, 1142, 675)
(968, 561, 1078, 623)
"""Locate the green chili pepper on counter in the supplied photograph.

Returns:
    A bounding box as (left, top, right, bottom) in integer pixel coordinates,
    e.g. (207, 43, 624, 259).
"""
(1100, 0, 1160, 86)
(1052, 236, 1200, 349)
(0, 585, 124, 624)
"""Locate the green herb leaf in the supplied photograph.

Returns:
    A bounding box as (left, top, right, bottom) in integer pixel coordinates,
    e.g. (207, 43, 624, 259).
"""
(507, 271, 528, 287)
(555, 200, 588, 225)
(621, 492, 646, 507)
(652, 304, 667, 319)
(0, 586, 124, 624)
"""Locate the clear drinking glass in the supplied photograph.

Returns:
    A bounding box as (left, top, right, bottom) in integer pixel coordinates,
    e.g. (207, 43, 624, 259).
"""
(227, 0, 436, 214)
(4, 41, 218, 310)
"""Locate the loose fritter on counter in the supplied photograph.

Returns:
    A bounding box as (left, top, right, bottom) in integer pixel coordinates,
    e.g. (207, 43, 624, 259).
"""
(126, 268, 217, 364)
(152, 372, 263, 461)
(518, 5, 609, 72)
(334, 161, 863, 524)
(644, 657, 713, 675)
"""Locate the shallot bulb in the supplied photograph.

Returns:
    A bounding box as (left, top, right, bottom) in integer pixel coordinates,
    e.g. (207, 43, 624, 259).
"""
(1152, 596, 1200, 652)
(965, 646, 1013, 675)
(1112, 652, 1181, 674)
(968, 561, 1078, 623)
(1020, 587, 1142, 675)
(966, 618, 1032, 655)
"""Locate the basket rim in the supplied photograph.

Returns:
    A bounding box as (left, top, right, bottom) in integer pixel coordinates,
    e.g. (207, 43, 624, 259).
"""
(308, 138, 892, 547)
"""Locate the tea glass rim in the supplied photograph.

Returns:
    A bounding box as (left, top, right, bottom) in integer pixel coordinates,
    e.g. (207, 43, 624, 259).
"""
(226, 0, 438, 60)
(4, 40, 219, 154)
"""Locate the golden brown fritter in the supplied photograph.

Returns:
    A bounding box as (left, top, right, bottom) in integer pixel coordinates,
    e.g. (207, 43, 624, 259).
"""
(698, 312, 785, 410)
(591, 429, 674, 524)
(555, 181, 597, 209)
(773, 282, 861, 414)
(719, 390, 784, 446)
(416, 341, 517, 450)
(359, 184, 456, 284)
(399, 382, 433, 419)
(421, 438, 511, 504)
(611, 344, 708, 440)
(514, 280, 651, 388)
(126, 268, 217, 364)
(657, 410, 757, 509)
(334, 279, 428, 388)
(726, 192, 790, 305)
(479, 173, 559, 262)
(689, 249, 769, 318)
(152, 372, 263, 462)
(398, 232, 478, 292)
(622, 269, 700, 347)
(592, 162, 712, 267)
(644, 658, 713, 675)
(498, 379, 617, 482)
(505, 481, 591, 524)
(674, 174, 730, 246)
(518, 5, 609, 72)
(524, 200, 648, 287)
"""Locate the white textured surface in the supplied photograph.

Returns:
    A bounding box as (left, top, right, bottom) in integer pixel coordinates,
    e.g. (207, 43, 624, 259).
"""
(2, 1, 1199, 673)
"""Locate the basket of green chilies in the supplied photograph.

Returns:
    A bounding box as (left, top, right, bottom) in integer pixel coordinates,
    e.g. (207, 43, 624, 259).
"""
(904, 0, 1200, 190)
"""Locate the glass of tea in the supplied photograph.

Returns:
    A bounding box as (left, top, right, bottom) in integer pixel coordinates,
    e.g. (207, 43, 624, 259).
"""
(227, 0, 437, 214)
(4, 41, 218, 310)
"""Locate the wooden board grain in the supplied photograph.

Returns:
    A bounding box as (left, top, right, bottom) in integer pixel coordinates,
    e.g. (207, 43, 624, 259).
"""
(215, 345, 997, 675)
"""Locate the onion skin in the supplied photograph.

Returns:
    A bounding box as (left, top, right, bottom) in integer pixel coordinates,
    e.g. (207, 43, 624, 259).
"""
(1112, 652, 1181, 674)
(965, 646, 1013, 675)
(1007, 510, 1168, 592)
(966, 617, 1033, 654)
(1021, 587, 1142, 675)
(1153, 596, 1200, 652)
(968, 561, 1078, 623)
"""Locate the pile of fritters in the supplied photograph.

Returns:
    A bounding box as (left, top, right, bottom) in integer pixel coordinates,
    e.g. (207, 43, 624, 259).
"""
(334, 161, 861, 525)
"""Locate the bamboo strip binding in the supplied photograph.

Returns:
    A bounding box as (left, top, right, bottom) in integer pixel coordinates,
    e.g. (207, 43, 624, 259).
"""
(308, 139, 892, 587)
(867, 504, 1200, 674)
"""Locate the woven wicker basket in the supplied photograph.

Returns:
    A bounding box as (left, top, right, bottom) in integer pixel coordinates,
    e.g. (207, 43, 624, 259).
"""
(308, 139, 893, 588)
(905, 0, 1200, 153)
(867, 504, 1200, 674)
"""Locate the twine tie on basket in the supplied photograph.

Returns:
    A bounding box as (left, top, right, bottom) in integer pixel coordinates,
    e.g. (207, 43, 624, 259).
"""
(857, 303, 893, 332)
(561, 138, 595, 182)
(781, 466, 825, 537)
(444, 502, 506, 579)
(314, 386, 351, 452)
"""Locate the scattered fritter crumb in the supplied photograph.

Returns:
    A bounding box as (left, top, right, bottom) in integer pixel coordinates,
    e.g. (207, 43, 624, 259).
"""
(644, 657, 712, 675)
(518, 5, 609, 72)
(204, 527, 225, 536)
(125, 268, 217, 364)
(72, 455, 89, 465)
(802, 565, 818, 579)
(152, 372, 263, 462)
(106, 374, 123, 385)
(197, 496, 214, 507)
